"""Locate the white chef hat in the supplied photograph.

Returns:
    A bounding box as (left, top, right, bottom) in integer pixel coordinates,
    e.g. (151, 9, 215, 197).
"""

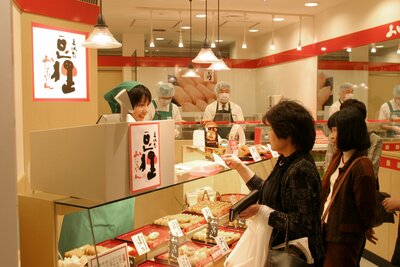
(158, 83, 175, 97)
(393, 85, 400, 97)
(214, 82, 231, 94)
(339, 82, 355, 92)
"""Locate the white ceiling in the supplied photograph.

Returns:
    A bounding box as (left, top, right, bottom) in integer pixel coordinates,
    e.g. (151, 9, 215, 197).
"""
(100, 0, 348, 55)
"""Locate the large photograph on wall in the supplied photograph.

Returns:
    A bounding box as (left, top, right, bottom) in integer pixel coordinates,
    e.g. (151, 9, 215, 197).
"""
(31, 23, 89, 101)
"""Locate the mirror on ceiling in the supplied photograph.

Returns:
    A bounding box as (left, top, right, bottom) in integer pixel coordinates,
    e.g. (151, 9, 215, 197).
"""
(317, 38, 400, 121)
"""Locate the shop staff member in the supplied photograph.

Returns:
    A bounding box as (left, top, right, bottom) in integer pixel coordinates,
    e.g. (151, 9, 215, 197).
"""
(145, 82, 182, 121)
(328, 82, 355, 117)
(59, 84, 152, 257)
(202, 82, 244, 138)
(378, 85, 400, 136)
(104, 80, 142, 113)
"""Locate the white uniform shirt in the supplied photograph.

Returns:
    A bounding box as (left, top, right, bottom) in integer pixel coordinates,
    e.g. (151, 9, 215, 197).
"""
(378, 99, 400, 120)
(202, 101, 244, 122)
(145, 99, 182, 121)
(328, 99, 343, 118)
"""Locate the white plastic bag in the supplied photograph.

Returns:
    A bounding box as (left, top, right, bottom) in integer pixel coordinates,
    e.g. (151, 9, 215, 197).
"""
(224, 209, 272, 267)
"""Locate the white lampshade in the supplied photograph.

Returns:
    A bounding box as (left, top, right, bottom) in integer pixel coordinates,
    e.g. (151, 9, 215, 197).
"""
(192, 47, 220, 63)
(82, 14, 122, 49)
(207, 59, 230, 71)
(182, 64, 200, 77)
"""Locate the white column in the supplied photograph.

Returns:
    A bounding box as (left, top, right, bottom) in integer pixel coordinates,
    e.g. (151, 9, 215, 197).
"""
(122, 33, 145, 81)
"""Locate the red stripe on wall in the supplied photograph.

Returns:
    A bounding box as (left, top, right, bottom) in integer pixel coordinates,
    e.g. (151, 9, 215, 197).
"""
(380, 156, 400, 171)
(14, 0, 99, 25)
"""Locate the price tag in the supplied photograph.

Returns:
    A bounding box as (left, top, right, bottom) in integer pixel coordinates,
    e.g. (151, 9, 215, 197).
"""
(215, 235, 231, 256)
(168, 219, 184, 237)
(202, 206, 213, 222)
(249, 146, 262, 162)
(177, 255, 192, 267)
(210, 245, 223, 261)
(229, 139, 239, 156)
(169, 234, 179, 260)
(131, 233, 150, 256)
(207, 217, 219, 239)
(267, 144, 280, 158)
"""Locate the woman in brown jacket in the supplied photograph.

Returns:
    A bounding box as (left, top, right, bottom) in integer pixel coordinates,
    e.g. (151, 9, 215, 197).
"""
(321, 108, 376, 267)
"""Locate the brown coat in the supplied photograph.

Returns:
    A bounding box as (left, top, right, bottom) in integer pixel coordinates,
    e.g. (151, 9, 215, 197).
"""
(322, 150, 376, 243)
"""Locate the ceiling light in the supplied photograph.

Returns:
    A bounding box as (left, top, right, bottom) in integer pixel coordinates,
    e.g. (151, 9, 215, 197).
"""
(376, 45, 384, 48)
(242, 27, 247, 49)
(321, 47, 326, 51)
(181, 26, 191, 30)
(210, 12, 216, 48)
(397, 42, 400, 54)
(207, 0, 230, 71)
(296, 16, 302, 51)
(183, 0, 200, 77)
(149, 10, 155, 48)
(249, 29, 259, 33)
(192, 0, 219, 64)
(371, 44, 376, 53)
(155, 37, 164, 41)
(270, 15, 275, 50)
(346, 48, 352, 52)
(82, 0, 122, 49)
(273, 17, 285, 22)
(216, 39, 223, 43)
(304, 1, 319, 7)
(196, 14, 206, 18)
(178, 12, 184, 48)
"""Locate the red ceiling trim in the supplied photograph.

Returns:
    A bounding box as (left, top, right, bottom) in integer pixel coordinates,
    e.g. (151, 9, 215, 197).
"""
(318, 61, 400, 71)
(13, 0, 99, 25)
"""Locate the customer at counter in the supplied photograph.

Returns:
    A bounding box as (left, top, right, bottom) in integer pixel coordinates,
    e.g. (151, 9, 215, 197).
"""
(58, 84, 152, 257)
(222, 100, 324, 266)
(383, 197, 400, 266)
(202, 82, 244, 138)
(378, 85, 400, 136)
(145, 82, 182, 121)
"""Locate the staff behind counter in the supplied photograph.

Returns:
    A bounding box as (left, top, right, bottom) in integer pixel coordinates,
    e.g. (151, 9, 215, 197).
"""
(145, 82, 182, 121)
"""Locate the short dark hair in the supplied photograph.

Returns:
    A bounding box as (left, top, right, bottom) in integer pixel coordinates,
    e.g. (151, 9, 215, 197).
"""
(263, 100, 315, 152)
(336, 107, 370, 151)
(340, 99, 367, 119)
(128, 84, 152, 108)
(327, 111, 338, 130)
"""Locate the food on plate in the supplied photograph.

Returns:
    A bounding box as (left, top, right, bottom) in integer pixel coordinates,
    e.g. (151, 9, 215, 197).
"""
(186, 200, 232, 217)
(148, 231, 160, 240)
(153, 213, 204, 229)
(192, 228, 241, 245)
(178, 245, 211, 266)
(64, 244, 108, 258)
(144, 231, 161, 245)
(238, 144, 270, 157)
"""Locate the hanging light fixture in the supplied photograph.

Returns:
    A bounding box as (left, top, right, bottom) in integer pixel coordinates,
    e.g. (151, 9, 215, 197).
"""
(183, 0, 200, 78)
(304, 1, 319, 7)
(178, 12, 184, 48)
(192, 0, 219, 64)
(149, 10, 155, 48)
(210, 12, 216, 48)
(241, 27, 247, 49)
(207, 0, 230, 71)
(370, 43, 376, 53)
(296, 16, 302, 51)
(270, 15, 275, 50)
(82, 0, 122, 49)
(397, 42, 400, 54)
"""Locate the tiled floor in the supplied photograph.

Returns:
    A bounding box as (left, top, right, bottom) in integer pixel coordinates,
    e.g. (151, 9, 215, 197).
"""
(361, 257, 379, 267)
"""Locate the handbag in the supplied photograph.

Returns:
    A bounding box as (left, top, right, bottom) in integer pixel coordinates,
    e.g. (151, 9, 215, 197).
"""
(266, 217, 310, 267)
(374, 191, 395, 227)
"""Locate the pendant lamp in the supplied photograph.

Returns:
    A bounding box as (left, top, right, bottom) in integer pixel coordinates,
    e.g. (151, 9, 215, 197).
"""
(207, 0, 230, 71)
(192, 0, 219, 64)
(178, 12, 184, 48)
(82, 0, 122, 49)
(296, 16, 302, 51)
(183, 0, 200, 78)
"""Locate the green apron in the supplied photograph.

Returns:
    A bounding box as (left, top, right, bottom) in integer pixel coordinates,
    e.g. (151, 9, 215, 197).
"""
(214, 102, 234, 139)
(58, 198, 134, 257)
(387, 101, 400, 136)
(152, 100, 173, 120)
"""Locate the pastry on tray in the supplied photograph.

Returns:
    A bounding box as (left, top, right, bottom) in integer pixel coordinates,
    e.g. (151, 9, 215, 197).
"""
(186, 200, 232, 217)
(192, 228, 241, 245)
(153, 213, 204, 230)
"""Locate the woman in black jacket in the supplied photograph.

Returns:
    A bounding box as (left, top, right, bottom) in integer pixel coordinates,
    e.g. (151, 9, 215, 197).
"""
(223, 100, 324, 266)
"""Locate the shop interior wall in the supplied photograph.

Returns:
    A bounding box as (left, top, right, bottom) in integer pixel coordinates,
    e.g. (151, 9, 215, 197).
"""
(19, 13, 98, 194)
(368, 74, 400, 119)
(98, 68, 123, 116)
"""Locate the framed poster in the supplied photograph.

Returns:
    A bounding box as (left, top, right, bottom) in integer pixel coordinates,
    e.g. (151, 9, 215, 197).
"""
(204, 70, 214, 82)
(129, 122, 161, 193)
(31, 23, 89, 101)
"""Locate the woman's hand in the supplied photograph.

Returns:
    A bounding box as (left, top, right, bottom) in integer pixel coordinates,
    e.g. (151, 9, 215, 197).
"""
(238, 204, 261, 219)
(221, 154, 244, 170)
(382, 197, 400, 212)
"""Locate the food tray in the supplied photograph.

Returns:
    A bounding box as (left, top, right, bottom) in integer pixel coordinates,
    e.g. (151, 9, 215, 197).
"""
(97, 239, 137, 257)
(184, 200, 232, 218)
(219, 193, 246, 204)
(153, 214, 207, 233)
(115, 224, 170, 251)
(191, 225, 243, 247)
(154, 241, 213, 267)
(138, 260, 174, 266)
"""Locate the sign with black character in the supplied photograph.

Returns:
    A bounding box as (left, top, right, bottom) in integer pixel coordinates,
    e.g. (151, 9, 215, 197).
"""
(207, 217, 219, 240)
(169, 233, 179, 261)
